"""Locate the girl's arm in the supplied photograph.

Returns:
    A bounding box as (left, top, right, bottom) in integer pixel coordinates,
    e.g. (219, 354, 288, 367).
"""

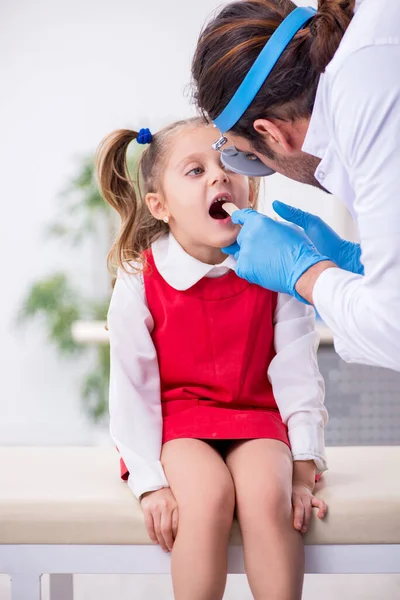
(108, 266, 169, 499)
(267, 294, 328, 473)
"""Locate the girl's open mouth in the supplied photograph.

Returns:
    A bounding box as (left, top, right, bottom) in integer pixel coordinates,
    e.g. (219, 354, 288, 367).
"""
(209, 197, 230, 220)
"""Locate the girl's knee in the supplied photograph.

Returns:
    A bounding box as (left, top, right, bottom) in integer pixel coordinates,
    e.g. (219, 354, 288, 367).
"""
(265, 487, 292, 522)
(239, 485, 292, 525)
(207, 476, 236, 520)
(180, 476, 235, 528)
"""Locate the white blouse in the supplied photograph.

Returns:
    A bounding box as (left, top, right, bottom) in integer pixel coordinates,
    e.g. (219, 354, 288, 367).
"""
(108, 233, 328, 499)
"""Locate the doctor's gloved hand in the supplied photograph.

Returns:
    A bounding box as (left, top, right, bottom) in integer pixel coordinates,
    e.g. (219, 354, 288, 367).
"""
(273, 201, 364, 276)
(222, 208, 331, 303)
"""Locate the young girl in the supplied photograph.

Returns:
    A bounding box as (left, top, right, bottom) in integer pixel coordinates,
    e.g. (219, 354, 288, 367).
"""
(97, 117, 328, 600)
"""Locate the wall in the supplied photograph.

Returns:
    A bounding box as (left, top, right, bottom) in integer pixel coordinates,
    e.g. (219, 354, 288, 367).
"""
(0, 0, 354, 444)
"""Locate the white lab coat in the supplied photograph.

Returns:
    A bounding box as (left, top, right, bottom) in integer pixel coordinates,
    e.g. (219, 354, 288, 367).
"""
(302, 0, 400, 371)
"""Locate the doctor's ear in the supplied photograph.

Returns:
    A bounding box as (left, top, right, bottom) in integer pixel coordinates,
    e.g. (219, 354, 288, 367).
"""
(253, 118, 294, 154)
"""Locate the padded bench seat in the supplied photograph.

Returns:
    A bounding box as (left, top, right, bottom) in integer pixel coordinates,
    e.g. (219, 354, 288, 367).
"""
(1, 446, 400, 600)
(1, 446, 400, 545)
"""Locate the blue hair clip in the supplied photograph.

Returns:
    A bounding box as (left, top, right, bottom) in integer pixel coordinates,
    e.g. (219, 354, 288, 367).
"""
(137, 128, 152, 144)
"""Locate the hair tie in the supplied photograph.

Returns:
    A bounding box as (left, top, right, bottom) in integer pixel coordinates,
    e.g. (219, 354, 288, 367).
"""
(137, 128, 152, 144)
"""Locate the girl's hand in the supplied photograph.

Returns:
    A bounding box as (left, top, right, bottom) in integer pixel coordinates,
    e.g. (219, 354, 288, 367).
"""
(140, 488, 179, 552)
(292, 482, 327, 534)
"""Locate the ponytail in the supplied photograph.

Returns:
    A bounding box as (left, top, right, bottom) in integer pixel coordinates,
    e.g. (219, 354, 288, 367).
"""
(97, 129, 138, 223)
(96, 129, 166, 273)
(309, 0, 356, 74)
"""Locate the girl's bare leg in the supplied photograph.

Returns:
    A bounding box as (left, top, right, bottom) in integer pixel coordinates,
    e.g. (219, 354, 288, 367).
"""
(226, 439, 304, 600)
(161, 438, 235, 600)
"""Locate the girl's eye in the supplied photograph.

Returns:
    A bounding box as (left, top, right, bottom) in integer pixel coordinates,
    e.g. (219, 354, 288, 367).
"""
(187, 166, 204, 176)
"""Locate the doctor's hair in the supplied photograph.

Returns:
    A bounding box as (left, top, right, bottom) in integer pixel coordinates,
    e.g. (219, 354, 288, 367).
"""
(192, 0, 355, 157)
(96, 118, 259, 273)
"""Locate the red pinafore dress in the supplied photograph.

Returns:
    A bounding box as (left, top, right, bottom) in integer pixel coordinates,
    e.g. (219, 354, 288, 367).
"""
(120, 251, 289, 480)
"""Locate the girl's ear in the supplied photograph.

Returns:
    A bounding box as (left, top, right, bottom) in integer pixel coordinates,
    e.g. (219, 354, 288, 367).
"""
(145, 192, 169, 221)
(248, 177, 259, 208)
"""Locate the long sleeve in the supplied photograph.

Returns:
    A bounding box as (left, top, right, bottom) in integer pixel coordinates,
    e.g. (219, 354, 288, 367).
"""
(313, 45, 400, 372)
(268, 294, 328, 473)
(108, 266, 169, 499)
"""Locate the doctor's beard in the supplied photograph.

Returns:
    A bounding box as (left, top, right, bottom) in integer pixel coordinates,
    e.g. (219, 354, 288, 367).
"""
(279, 153, 325, 189)
(269, 150, 329, 192)
(255, 137, 330, 192)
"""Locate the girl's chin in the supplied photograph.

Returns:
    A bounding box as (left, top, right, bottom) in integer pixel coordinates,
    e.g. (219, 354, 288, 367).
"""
(214, 231, 239, 249)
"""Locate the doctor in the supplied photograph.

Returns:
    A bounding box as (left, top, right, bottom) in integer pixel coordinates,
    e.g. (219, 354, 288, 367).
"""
(191, 0, 400, 372)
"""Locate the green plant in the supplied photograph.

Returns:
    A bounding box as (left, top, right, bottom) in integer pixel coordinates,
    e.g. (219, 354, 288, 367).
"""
(19, 154, 115, 422)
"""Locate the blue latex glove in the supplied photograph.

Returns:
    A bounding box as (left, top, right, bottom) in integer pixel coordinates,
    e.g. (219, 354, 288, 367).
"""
(273, 201, 364, 276)
(222, 208, 331, 302)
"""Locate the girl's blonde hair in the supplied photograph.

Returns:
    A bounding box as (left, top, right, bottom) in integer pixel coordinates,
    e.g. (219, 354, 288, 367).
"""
(96, 117, 259, 273)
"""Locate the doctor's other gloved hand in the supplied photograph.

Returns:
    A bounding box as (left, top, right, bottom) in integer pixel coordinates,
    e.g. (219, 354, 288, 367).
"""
(273, 201, 364, 275)
(140, 487, 179, 553)
(222, 208, 331, 303)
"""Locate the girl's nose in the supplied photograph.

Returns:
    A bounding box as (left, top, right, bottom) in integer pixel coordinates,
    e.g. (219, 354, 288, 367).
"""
(210, 165, 229, 186)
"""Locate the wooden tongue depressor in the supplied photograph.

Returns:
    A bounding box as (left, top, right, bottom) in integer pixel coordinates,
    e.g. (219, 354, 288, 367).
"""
(222, 202, 240, 216)
(223, 202, 278, 221)
(223, 202, 278, 224)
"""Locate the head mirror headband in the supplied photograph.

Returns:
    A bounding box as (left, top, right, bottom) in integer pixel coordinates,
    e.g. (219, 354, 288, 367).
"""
(212, 6, 316, 177)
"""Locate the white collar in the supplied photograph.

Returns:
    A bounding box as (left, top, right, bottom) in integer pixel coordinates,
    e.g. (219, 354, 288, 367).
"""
(151, 232, 236, 291)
